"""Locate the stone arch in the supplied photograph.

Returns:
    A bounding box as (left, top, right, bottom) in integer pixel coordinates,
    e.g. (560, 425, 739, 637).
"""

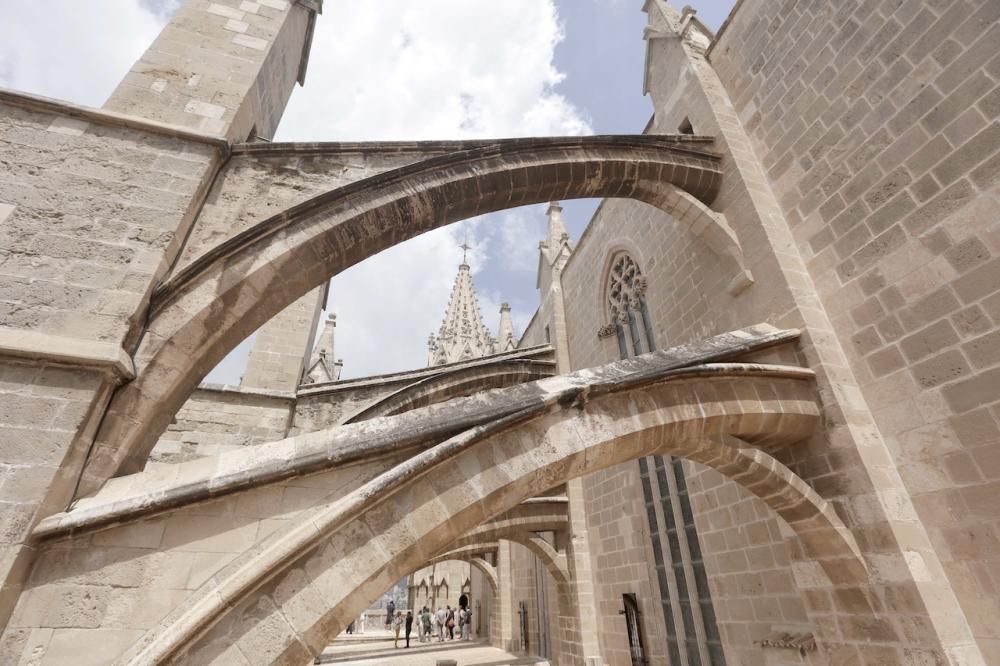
(449, 499, 569, 546)
(514, 532, 569, 586)
(81, 136, 745, 489)
(417, 550, 499, 608)
(341, 358, 557, 425)
(116, 365, 869, 665)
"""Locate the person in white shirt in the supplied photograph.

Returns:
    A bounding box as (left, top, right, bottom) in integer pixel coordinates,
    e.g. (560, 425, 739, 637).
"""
(435, 607, 447, 642)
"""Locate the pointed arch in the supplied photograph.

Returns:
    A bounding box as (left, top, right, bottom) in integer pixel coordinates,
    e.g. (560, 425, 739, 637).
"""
(79, 135, 738, 490)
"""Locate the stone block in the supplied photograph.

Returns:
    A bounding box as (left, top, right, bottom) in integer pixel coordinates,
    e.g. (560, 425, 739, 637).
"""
(932, 122, 1000, 187)
(899, 320, 960, 363)
(942, 367, 1000, 413)
(911, 350, 972, 388)
(868, 346, 907, 378)
(46, 117, 89, 136)
(953, 257, 1000, 304)
(207, 3, 245, 20)
(233, 34, 268, 51)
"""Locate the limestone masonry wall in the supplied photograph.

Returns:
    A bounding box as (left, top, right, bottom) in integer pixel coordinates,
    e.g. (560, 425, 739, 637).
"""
(560, 192, 811, 664)
(0, 456, 391, 664)
(0, 102, 214, 345)
(149, 386, 292, 465)
(712, 0, 1000, 659)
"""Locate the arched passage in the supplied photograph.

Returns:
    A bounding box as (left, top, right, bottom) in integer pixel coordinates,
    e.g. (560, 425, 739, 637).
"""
(115, 362, 873, 666)
(448, 499, 569, 547)
(81, 136, 743, 489)
(428, 535, 571, 659)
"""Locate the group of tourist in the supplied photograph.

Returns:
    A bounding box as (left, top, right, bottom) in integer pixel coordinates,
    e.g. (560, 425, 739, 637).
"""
(384, 599, 473, 648)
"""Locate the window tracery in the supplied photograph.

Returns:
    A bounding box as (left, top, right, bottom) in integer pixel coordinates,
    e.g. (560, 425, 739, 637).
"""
(602, 253, 656, 358)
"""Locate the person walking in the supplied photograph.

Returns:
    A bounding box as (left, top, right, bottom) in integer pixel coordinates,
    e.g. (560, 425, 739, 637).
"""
(421, 607, 432, 643)
(435, 606, 446, 641)
(445, 606, 455, 640)
(392, 611, 403, 648)
(404, 611, 414, 648)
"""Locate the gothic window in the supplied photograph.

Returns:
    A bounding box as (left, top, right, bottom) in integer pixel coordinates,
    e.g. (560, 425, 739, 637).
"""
(610, 252, 726, 665)
(622, 593, 649, 666)
(604, 253, 656, 359)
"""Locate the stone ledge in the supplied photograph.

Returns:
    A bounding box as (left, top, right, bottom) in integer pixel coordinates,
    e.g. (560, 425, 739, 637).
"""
(0, 326, 134, 379)
(0, 87, 231, 151)
(229, 133, 719, 158)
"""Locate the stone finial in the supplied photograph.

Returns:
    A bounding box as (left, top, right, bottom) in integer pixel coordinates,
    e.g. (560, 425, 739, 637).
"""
(304, 313, 339, 384)
(498, 303, 516, 352)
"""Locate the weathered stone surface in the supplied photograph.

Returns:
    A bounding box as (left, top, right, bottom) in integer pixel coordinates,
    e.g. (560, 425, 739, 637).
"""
(4, 1, 1000, 664)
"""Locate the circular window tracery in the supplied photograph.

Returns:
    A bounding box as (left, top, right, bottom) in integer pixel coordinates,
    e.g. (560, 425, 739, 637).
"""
(599, 253, 655, 356)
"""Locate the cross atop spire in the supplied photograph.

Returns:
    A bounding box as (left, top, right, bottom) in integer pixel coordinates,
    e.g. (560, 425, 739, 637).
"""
(459, 241, 471, 265)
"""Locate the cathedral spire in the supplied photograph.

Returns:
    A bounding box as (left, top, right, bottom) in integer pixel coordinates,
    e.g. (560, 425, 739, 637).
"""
(427, 253, 498, 366)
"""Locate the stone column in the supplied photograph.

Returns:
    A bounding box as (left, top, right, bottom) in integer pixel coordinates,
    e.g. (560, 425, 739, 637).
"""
(241, 287, 326, 393)
(495, 540, 516, 652)
(549, 264, 604, 664)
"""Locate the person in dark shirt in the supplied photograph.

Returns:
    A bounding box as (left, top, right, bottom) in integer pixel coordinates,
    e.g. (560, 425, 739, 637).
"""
(404, 611, 414, 648)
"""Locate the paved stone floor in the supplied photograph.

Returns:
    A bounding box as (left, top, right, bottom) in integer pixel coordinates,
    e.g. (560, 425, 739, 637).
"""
(316, 638, 548, 665)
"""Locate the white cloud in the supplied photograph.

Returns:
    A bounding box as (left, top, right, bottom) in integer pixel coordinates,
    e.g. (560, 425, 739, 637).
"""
(0, 0, 591, 381)
(0, 1, 164, 107)
(276, 1, 590, 142)
(275, 1, 592, 378)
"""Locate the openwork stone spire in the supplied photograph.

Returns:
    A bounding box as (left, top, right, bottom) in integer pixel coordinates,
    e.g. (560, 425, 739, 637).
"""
(427, 257, 497, 366)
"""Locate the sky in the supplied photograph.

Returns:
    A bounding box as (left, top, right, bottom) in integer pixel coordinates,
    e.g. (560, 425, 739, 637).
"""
(0, 0, 736, 382)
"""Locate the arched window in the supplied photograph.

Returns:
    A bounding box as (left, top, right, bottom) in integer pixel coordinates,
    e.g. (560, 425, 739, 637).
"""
(602, 251, 727, 664)
(604, 253, 656, 359)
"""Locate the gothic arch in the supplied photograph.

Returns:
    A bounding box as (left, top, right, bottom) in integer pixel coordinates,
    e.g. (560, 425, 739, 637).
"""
(79, 135, 746, 490)
(418, 550, 499, 615)
(448, 504, 569, 551)
(595, 240, 645, 327)
(115, 363, 868, 666)
(600, 250, 655, 355)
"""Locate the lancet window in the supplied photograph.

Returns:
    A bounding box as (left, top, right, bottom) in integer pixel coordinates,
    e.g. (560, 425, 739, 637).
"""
(604, 251, 726, 664)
